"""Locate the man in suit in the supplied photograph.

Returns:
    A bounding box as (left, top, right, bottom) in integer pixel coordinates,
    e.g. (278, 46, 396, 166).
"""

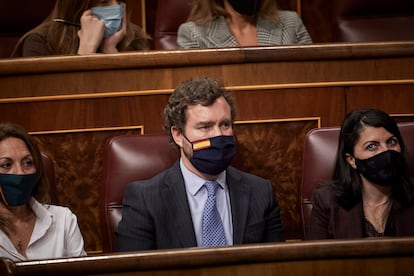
(115, 77, 285, 251)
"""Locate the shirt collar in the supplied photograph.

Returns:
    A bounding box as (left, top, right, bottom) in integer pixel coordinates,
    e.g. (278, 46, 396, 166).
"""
(180, 158, 226, 196)
(28, 197, 53, 241)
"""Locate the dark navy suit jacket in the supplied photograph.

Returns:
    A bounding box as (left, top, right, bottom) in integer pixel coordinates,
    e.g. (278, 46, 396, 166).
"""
(115, 161, 285, 251)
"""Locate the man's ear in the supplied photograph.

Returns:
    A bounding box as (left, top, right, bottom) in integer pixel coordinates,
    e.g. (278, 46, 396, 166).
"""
(345, 153, 356, 169)
(171, 126, 183, 148)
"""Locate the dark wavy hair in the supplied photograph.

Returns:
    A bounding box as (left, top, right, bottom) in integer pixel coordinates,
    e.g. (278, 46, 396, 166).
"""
(331, 108, 414, 209)
(163, 77, 235, 149)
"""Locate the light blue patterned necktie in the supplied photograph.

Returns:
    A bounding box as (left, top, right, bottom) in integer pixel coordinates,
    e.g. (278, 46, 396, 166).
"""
(202, 180, 227, 247)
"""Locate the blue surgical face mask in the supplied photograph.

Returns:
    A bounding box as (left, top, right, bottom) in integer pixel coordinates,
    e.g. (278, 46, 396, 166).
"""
(184, 135, 236, 175)
(0, 173, 37, 206)
(91, 4, 123, 38)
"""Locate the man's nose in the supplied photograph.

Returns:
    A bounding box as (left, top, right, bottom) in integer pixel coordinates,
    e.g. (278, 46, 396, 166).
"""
(213, 126, 223, 136)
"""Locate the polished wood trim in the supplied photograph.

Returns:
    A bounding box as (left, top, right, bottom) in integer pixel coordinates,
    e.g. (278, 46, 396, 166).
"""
(297, 0, 302, 16)
(1, 79, 413, 104)
(10, 237, 414, 275)
(29, 126, 144, 135)
(235, 117, 321, 128)
(141, 0, 146, 32)
(1, 42, 413, 76)
(229, 79, 414, 90)
(0, 89, 173, 103)
(390, 113, 414, 118)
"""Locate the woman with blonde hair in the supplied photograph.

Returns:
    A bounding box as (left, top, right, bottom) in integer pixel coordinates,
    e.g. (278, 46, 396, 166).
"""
(12, 0, 149, 57)
(177, 0, 312, 48)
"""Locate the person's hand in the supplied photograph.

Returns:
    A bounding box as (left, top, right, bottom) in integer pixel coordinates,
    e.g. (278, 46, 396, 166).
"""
(77, 9, 105, 55)
(100, 3, 127, 54)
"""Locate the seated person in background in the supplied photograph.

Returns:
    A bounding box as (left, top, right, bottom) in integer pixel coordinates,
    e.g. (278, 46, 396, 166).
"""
(116, 77, 285, 251)
(11, 0, 149, 57)
(0, 123, 86, 261)
(177, 0, 312, 48)
(307, 109, 414, 240)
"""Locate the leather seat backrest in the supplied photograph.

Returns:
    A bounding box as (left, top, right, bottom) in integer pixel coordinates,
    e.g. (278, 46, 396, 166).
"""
(41, 152, 58, 204)
(151, 0, 192, 49)
(332, 0, 414, 42)
(101, 134, 179, 252)
(301, 121, 414, 237)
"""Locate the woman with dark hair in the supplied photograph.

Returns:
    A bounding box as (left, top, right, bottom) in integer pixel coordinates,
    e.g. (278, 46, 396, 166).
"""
(307, 109, 414, 239)
(11, 0, 149, 57)
(177, 0, 312, 48)
(0, 123, 86, 260)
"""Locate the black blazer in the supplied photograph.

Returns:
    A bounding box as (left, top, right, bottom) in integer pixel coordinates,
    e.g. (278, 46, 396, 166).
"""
(115, 161, 285, 251)
(307, 185, 414, 240)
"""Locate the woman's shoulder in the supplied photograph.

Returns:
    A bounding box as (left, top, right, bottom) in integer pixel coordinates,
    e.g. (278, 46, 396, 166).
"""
(12, 24, 53, 57)
(275, 10, 305, 26)
(179, 16, 225, 32)
(277, 10, 301, 20)
(178, 20, 204, 35)
(40, 203, 77, 219)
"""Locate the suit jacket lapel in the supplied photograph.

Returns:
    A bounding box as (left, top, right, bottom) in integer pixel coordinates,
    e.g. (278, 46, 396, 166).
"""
(161, 162, 197, 248)
(256, 18, 281, 45)
(208, 17, 280, 47)
(227, 167, 249, 244)
(335, 201, 364, 238)
(207, 16, 239, 47)
(393, 201, 414, 235)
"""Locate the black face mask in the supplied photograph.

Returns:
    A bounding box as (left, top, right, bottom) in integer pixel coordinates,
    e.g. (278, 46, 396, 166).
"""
(184, 135, 236, 175)
(0, 173, 37, 206)
(355, 150, 403, 186)
(227, 0, 262, 17)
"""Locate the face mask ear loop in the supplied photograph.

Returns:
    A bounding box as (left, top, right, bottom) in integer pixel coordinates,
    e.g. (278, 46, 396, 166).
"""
(182, 134, 195, 151)
(0, 185, 10, 206)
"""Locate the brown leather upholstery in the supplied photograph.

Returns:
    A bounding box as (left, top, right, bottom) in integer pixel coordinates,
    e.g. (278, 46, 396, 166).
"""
(333, 0, 414, 42)
(41, 152, 58, 204)
(301, 122, 414, 237)
(1, 1, 55, 58)
(101, 134, 179, 252)
(149, 0, 191, 50)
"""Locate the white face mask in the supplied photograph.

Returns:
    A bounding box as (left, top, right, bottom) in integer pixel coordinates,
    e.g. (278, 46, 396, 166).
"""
(91, 4, 123, 38)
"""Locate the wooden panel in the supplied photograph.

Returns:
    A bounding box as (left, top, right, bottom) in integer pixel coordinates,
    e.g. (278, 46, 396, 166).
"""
(2, 238, 414, 276)
(0, 95, 169, 133)
(234, 119, 319, 239)
(129, 0, 144, 28)
(31, 128, 144, 253)
(346, 84, 414, 114)
(232, 87, 345, 126)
